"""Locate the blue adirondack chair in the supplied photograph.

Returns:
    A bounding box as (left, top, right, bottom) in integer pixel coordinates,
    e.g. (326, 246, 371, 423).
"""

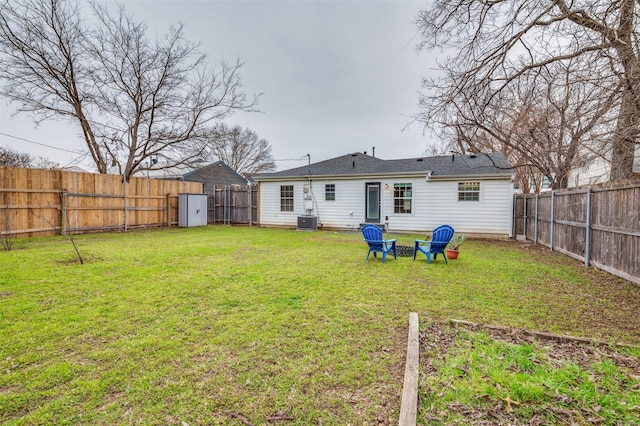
(362, 224, 397, 262)
(413, 225, 455, 264)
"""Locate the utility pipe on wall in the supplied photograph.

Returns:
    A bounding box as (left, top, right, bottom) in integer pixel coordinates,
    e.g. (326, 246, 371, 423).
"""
(585, 186, 592, 267)
(550, 192, 555, 251)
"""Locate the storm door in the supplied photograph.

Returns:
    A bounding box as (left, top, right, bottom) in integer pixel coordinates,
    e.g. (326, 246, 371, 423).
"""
(365, 182, 381, 223)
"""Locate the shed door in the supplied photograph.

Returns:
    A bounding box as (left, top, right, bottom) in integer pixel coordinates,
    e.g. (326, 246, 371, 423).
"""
(365, 182, 381, 223)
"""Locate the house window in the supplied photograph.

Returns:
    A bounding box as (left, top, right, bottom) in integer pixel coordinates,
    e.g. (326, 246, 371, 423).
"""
(458, 182, 480, 201)
(280, 185, 294, 211)
(393, 183, 412, 214)
(325, 184, 335, 201)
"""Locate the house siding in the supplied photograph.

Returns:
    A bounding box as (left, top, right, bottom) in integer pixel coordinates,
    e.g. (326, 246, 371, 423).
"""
(258, 177, 513, 235)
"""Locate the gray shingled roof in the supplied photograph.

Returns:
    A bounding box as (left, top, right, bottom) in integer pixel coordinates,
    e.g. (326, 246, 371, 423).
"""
(254, 152, 513, 180)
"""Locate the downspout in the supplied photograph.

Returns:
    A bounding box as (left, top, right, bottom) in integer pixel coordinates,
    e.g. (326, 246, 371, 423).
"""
(509, 178, 515, 238)
(550, 191, 555, 251)
(585, 186, 592, 267)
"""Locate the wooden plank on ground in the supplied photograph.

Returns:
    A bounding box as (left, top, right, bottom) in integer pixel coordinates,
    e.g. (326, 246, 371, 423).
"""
(398, 312, 419, 426)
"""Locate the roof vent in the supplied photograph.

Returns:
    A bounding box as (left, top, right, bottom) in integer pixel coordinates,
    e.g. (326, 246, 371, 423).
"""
(470, 153, 477, 158)
(351, 153, 358, 157)
(417, 158, 423, 162)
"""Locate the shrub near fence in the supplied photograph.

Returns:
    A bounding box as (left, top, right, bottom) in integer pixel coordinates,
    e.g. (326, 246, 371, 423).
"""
(0, 166, 202, 238)
(513, 180, 640, 285)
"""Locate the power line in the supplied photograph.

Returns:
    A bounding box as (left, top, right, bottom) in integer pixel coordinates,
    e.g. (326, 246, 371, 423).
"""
(0, 132, 85, 154)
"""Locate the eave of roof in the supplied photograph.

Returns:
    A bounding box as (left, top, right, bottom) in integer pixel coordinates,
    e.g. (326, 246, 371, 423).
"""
(252, 152, 514, 181)
(254, 170, 432, 182)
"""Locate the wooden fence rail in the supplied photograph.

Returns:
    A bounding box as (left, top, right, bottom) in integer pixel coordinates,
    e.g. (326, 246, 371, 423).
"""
(1, 166, 202, 238)
(513, 181, 640, 285)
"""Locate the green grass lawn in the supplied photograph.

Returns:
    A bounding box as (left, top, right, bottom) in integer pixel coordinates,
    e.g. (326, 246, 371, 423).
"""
(1, 226, 639, 425)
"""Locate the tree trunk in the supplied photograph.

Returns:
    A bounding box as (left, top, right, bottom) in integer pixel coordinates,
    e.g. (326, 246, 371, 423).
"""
(610, 89, 638, 181)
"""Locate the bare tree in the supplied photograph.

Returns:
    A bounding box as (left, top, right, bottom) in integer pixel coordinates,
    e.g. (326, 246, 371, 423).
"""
(0, 0, 105, 171)
(0, 146, 32, 167)
(416, 0, 640, 182)
(447, 60, 618, 191)
(87, 4, 258, 181)
(196, 123, 276, 175)
(0, 0, 258, 181)
(423, 141, 450, 157)
(33, 157, 61, 169)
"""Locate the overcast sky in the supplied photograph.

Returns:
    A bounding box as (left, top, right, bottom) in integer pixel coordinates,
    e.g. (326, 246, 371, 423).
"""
(0, 0, 440, 171)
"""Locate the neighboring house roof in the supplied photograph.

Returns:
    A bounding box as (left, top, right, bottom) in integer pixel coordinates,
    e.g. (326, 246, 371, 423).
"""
(142, 161, 248, 185)
(253, 152, 513, 180)
(58, 166, 87, 173)
(144, 164, 196, 179)
(182, 161, 248, 187)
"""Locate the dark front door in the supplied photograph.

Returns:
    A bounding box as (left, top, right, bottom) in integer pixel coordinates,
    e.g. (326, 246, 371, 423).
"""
(365, 182, 381, 223)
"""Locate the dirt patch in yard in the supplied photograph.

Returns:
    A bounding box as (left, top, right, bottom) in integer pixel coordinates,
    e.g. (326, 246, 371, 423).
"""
(419, 320, 640, 425)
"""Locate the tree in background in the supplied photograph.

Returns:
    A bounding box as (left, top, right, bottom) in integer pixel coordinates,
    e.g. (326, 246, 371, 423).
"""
(33, 157, 61, 170)
(0, 146, 32, 168)
(416, 0, 640, 183)
(195, 123, 276, 175)
(444, 60, 618, 191)
(0, 146, 62, 169)
(0, 0, 258, 181)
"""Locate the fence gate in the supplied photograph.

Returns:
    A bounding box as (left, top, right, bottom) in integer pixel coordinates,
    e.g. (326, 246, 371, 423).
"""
(207, 185, 258, 226)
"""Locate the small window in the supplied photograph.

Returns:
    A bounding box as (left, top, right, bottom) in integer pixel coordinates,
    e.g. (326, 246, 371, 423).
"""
(280, 185, 294, 211)
(542, 176, 550, 189)
(458, 182, 480, 201)
(325, 184, 335, 201)
(394, 183, 412, 214)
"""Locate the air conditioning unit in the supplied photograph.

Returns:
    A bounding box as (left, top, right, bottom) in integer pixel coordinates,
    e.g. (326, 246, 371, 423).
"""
(297, 215, 318, 231)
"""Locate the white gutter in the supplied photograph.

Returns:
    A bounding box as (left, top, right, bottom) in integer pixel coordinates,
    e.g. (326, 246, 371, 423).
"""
(425, 173, 514, 182)
(254, 171, 514, 183)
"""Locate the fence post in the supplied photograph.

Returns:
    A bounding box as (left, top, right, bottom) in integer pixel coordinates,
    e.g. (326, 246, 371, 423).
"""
(585, 186, 592, 267)
(534, 194, 539, 244)
(123, 177, 128, 231)
(222, 186, 226, 225)
(248, 185, 252, 227)
(60, 190, 67, 235)
(228, 186, 232, 225)
(550, 191, 555, 251)
(523, 196, 527, 240)
(166, 193, 171, 227)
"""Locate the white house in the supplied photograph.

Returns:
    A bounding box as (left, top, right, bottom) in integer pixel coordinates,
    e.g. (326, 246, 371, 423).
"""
(253, 152, 515, 236)
(567, 144, 640, 188)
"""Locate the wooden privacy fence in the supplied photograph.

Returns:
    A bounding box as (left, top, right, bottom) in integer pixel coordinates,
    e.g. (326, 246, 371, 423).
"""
(207, 185, 258, 226)
(513, 181, 640, 285)
(0, 166, 202, 237)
